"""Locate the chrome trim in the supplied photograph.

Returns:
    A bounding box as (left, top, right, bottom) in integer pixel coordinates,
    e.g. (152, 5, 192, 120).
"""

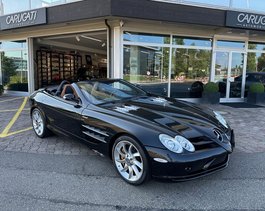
(154, 158, 168, 163)
(82, 124, 109, 137)
(213, 128, 224, 142)
(82, 131, 107, 143)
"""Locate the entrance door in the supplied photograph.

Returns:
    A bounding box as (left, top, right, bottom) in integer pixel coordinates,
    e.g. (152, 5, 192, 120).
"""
(214, 51, 246, 102)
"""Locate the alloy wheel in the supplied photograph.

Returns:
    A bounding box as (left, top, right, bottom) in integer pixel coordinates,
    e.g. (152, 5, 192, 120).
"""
(32, 109, 44, 136)
(114, 140, 144, 182)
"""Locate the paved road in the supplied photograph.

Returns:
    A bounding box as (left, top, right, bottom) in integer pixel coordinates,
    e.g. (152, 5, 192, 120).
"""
(0, 151, 265, 210)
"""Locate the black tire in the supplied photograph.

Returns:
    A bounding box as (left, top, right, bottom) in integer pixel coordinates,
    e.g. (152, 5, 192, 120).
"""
(31, 108, 51, 138)
(112, 135, 150, 185)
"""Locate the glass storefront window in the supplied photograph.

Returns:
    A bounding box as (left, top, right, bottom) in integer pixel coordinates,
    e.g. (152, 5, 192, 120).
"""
(247, 52, 265, 72)
(229, 52, 244, 98)
(245, 51, 265, 96)
(170, 48, 211, 98)
(231, 0, 265, 12)
(0, 0, 82, 15)
(172, 36, 212, 47)
(214, 52, 229, 98)
(248, 0, 265, 12)
(229, 0, 248, 9)
(123, 45, 169, 96)
(123, 32, 170, 45)
(1, 0, 29, 15)
(182, 0, 229, 7)
(214, 52, 245, 98)
(0, 41, 27, 50)
(154, 0, 265, 13)
(38, 0, 80, 7)
(248, 42, 265, 51)
(154, 0, 229, 7)
(123, 32, 213, 98)
(0, 41, 28, 92)
(216, 40, 245, 49)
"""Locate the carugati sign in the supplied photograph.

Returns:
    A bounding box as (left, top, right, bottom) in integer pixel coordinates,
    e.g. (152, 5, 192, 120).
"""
(226, 11, 265, 30)
(0, 8, 46, 30)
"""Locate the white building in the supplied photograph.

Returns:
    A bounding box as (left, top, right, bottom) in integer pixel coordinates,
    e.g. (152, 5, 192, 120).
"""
(0, 0, 265, 103)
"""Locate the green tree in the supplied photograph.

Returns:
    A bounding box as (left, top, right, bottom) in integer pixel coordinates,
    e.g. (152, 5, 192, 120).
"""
(172, 47, 211, 79)
(191, 49, 211, 78)
(257, 53, 265, 72)
(162, 47, 169, 79)
(172, 48, 187, 78)
(1, 52, 17, 86)
(257, 48, 265, 72)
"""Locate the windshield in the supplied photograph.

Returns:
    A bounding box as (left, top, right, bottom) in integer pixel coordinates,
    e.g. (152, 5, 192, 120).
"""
(77, 80, 147, 104)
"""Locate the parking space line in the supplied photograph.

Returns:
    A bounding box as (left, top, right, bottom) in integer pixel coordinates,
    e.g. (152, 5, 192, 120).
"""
(0, 97, 24, 103)
(4, 127, 32, 137)
(0, 97, 28, 138)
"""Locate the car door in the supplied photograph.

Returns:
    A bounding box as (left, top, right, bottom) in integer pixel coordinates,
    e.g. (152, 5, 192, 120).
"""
(40, 87, 85, 139)
(53, 98, 84, 138)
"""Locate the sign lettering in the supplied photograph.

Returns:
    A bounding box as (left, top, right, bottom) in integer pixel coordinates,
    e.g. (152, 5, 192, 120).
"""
(226, 11, 265, 30)
(0, 8, 46, 30)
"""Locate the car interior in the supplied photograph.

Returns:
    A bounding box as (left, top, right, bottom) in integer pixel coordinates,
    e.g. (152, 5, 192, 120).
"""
(45, 80, 79, 101)
(60, 84, 78, 99)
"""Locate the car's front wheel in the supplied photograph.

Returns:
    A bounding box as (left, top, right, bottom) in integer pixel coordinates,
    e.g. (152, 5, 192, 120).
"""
(112, 136, 149, 185)
(31, 108, 50, 138)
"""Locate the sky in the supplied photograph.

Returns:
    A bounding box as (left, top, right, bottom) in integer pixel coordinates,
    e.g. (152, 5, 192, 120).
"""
(156, 0, 265, 13)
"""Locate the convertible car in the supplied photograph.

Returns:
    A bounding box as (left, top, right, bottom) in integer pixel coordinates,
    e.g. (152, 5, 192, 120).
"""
(29, 79, 235, 185)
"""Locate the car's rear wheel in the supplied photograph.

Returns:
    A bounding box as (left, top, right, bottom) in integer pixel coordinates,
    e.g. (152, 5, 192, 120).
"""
(112, 136, 149, 185)
(31, 108, 50, 138)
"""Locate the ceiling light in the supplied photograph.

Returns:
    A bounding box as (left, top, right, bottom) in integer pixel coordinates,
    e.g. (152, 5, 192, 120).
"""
(101, 42, 106, 47)
(76, 36, 80, 42)
(81, 35, 102, 42)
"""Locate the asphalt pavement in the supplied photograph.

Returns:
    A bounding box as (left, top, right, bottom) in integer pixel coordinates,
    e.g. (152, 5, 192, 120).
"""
(0, 95, 265, 210)
(0, 151, 265, 210)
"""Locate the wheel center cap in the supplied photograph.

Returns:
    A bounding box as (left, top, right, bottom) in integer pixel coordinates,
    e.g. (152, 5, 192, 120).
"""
(125, 157, 130, 164)
(125, 156, 134, 165)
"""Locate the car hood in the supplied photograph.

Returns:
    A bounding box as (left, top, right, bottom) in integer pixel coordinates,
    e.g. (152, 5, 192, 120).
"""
(100, 96, 227, 139)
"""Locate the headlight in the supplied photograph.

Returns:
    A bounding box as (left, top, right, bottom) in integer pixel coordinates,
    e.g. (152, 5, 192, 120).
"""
(213, 111, 228, 128)
(175, 135, 195, 152)
(159, 134, 195, 153)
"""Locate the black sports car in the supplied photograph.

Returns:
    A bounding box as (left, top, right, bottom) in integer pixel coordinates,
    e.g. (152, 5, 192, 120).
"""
(29, 79, 235, 185)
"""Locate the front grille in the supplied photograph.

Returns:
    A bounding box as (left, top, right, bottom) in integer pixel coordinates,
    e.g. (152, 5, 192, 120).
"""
(189, 136, 219, 151)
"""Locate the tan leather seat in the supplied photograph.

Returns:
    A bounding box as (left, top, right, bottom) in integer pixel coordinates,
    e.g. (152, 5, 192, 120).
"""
(60, 84, 78, 98)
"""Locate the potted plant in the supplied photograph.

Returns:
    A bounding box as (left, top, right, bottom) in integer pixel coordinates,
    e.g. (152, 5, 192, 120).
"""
(0, 85, 3, 96)
(247, 82, 264, 104)
(202, 82, 220, 104)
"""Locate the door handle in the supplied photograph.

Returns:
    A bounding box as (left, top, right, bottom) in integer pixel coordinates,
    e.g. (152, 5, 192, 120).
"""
(74, 104, 82, 108)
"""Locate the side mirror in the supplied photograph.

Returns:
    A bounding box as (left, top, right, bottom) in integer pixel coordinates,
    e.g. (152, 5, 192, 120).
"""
(63, 94, 79, 103)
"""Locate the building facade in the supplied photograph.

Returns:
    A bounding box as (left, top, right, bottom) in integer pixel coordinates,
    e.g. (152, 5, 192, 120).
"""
(0, 0, 265, 102)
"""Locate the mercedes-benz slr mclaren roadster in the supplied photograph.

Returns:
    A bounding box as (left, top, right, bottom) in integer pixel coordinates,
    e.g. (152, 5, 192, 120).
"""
(29, 79, 235, 185)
